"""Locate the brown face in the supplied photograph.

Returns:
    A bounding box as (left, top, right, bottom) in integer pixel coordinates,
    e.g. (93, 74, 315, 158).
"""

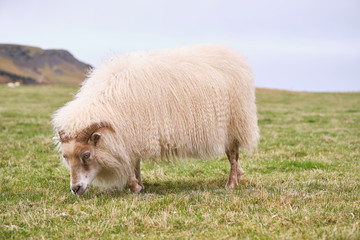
(61, 139, 101, 195)
(59, 122, 114, 195)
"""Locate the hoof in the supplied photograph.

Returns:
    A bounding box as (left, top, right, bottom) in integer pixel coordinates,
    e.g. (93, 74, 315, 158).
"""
(128, 176, 143, 193)
(225, 180, 238, 189)
(130, 183, 143, 193)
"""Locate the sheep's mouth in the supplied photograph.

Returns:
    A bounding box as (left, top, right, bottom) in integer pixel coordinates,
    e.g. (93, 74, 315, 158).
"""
(71, 184, 88, 195)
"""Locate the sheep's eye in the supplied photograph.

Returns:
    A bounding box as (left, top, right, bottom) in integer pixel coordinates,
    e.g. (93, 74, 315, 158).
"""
(81, 151, 91, 161)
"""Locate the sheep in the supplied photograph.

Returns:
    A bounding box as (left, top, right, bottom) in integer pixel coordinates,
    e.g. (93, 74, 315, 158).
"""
(52, 44, 259, 195)
(7, 82, 20, 88)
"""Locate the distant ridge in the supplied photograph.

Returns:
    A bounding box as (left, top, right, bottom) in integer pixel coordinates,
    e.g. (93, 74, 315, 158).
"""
(0, 44, 92, 85)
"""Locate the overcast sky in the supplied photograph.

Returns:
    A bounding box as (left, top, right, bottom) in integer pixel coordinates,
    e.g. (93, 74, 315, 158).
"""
(1, 0, 359, 91)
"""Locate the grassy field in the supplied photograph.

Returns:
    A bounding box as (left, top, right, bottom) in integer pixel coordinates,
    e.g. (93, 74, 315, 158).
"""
(0, 85, 359, 239)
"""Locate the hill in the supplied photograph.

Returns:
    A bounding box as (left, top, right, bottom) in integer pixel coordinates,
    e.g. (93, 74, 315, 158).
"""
(0, 44, 92, 85)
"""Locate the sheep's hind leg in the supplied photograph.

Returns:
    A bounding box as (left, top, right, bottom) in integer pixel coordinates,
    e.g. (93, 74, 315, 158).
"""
(225, 142, 240, 189)
(237, 155, 245, 181)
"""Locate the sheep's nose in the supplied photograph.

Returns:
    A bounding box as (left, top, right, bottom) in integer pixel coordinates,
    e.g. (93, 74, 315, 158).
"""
(71, 184, 84, 195)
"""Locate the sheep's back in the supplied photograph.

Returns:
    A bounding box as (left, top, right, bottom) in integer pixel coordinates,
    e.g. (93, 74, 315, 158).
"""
(53, 44, 258, 159)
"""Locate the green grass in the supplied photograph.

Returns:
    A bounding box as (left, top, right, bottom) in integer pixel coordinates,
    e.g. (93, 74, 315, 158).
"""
(0, 86, 359, 239)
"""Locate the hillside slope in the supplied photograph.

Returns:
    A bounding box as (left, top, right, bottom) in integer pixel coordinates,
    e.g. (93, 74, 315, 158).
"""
(0, 44, 92, 85)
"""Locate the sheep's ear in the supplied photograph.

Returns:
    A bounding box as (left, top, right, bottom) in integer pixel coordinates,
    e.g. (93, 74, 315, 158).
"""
(90, 132, 101, 146)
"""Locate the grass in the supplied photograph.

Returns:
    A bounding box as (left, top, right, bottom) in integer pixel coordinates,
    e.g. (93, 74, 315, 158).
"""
(0, 85, 359, 239)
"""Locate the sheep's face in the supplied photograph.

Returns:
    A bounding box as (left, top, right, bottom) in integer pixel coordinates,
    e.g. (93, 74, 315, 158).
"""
(61, 136, 102, 195)
(59, 122, 114, 195)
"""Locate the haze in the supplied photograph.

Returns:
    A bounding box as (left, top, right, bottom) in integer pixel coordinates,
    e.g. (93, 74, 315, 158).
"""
(1, 0, 359, 91)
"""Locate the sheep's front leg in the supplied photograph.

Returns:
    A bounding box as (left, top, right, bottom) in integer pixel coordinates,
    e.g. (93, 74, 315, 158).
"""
(225, 144, 240, 188)
(127, 159, 144, 193)
(127, 175, 143, 193)
(135, 159, 144, 192)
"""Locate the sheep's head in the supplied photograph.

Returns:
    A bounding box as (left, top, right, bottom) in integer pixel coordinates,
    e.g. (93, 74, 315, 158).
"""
(59, 122, 114, 195)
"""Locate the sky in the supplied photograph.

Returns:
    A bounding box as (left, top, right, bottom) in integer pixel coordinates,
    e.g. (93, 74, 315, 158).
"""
(1, 0, 359, 92)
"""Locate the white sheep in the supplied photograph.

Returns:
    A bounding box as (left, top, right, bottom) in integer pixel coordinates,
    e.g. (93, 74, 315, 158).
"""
(52, 44, 259, 195)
